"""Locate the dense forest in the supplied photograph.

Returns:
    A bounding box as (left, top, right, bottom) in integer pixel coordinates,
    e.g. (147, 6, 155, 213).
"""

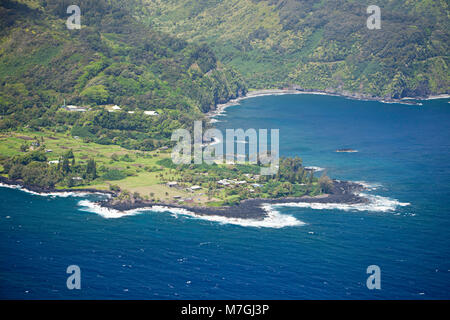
(135, 0, 449, 98)
(0, 0, 247, 149)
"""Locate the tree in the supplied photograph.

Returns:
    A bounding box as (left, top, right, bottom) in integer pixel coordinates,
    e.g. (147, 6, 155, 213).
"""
(20, 143, 28, 152)
(318, 173, 333, 194)
(64, 149, 74, 159)
(62, 158, 70, 173)
(86, 159, 97, 179)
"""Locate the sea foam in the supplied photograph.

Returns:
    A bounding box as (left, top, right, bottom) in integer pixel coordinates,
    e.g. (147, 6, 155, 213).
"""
(77, 200, 304, 228)
(0, 182, 110, 198)
(304, 166, 325, 172)
(270, 193, 410, 213)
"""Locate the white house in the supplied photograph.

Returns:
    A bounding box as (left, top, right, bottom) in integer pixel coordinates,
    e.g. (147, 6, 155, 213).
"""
(190, 185, 202, 191)
(218, 179, 230, 186)
(167, 181, 178, 187)
(64, 105, 86, 112)
(144, 110, 158, 116)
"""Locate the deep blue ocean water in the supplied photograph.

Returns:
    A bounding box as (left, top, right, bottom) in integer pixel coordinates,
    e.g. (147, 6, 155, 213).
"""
(1, 94, 449, 299)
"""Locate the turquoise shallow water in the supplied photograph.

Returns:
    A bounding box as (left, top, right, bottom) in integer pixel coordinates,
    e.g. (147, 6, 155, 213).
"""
(1, 94, 449, 299)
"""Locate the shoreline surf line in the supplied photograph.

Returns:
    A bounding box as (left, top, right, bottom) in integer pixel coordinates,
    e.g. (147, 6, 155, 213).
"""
(207, 89, 449, 121)
(77, 200, 305, 228)
(1, 178, 409, 228)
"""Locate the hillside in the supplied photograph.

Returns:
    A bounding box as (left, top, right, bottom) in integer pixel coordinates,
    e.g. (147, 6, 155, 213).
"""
(0, 0, 246, 143)
(135, 0, 449, 99)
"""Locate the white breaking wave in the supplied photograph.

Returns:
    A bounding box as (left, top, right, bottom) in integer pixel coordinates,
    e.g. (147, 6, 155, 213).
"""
(0, 182, 110, 198)
(354, 181, 383, 191)
(271, 193, 410, 213)
(77, 192, 409, 228)
(305, 166, 325, 172)
(77, 200, 304, 228)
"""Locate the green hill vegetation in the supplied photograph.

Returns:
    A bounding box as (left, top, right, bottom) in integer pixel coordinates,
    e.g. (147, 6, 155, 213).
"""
(0, 0, 448, 203)
(0, 0, 246, 144)
(134, 0, 449, 98)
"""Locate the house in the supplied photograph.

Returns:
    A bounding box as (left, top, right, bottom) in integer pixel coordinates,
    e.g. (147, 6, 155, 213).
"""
(64, 105, 86, 112)
(128, 111, 135, 114)
(144, 110, 158, 116)
(218, 179, 230, 186)
(190, 185, 202, 191)
(48, 160, 60, 164)
(108, 105, 122, 112)
(72, 177, 83, 181)
(167, 181, 178, 187)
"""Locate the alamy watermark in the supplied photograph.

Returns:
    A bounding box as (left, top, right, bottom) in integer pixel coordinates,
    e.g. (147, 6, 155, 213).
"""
(171, 121, 279, 175)
(367, 5, 381, 30)
(66, 265, 81, 290)
(66, 5, 81, 30)
(366, 265, 381, 290)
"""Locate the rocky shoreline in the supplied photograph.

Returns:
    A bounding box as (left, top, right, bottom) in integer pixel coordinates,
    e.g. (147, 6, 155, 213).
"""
(0, 176, 367, 220)
(0, 176, 116, 196)
(100, 180, 366, 220)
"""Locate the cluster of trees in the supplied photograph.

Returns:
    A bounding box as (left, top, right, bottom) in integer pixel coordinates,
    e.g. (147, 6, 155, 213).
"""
(157, 155, 329, 204)
(2, 149, 98, 188)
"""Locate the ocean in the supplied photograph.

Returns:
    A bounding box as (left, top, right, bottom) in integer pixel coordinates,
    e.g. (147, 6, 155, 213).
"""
(1, 94, 449, 299)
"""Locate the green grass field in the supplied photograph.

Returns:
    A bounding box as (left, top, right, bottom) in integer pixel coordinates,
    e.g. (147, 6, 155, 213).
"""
(0, 129, 218, 204)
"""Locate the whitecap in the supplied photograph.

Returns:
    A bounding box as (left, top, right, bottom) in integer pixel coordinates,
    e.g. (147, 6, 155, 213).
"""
(0, 182, 109, 198)
(270, 193, 409, 213)
(77, 200, 304, 228)
(305, 166, 325, 172)
(354, 181, 383, 191)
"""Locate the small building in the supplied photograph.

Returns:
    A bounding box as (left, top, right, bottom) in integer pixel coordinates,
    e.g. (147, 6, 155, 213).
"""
(48, 160, 60, 164)
(112, 105, 121, 110)
(144, 110, 158, 116)
(64, 105, 87, 112)
(190, 185, 202, 191)
(167, 181, 178, 187)
(72, 177, 83, 181)
(218, 179, 230, 186)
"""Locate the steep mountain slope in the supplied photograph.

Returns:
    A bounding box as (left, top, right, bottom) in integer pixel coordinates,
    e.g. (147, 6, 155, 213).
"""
(0, 0, 246, 134)
(136, 0, 449, 99)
